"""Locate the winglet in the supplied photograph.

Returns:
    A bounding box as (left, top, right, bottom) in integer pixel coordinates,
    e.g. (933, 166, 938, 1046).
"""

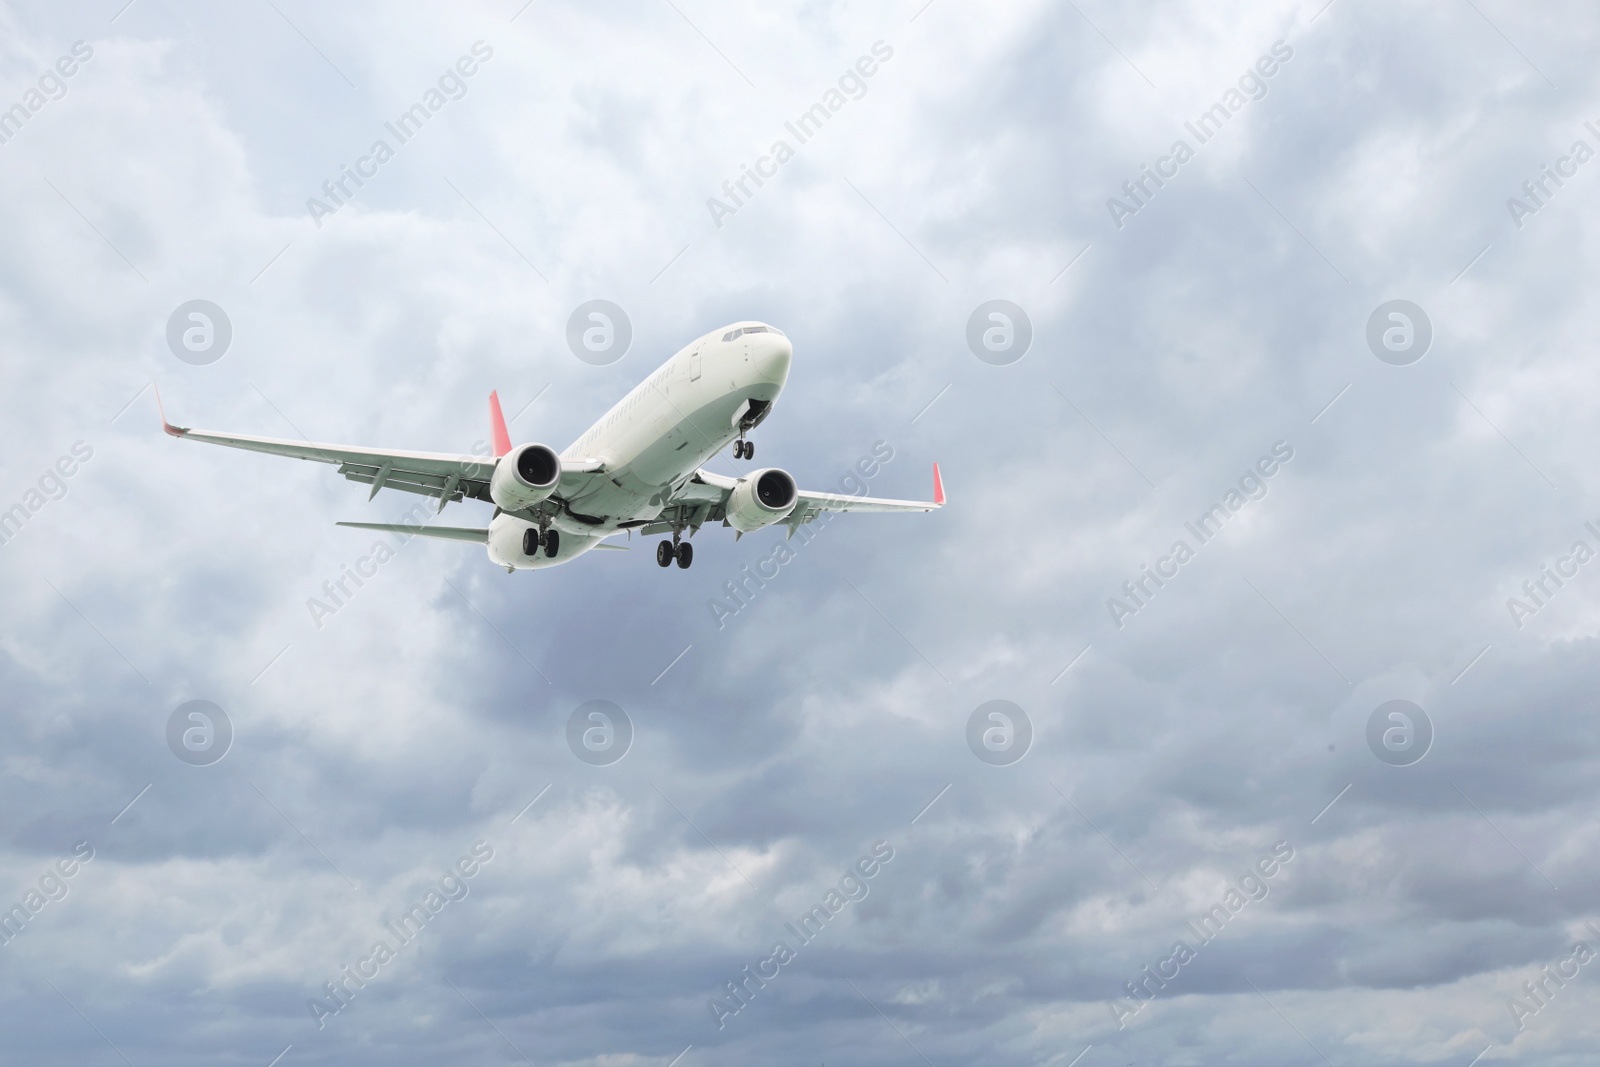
(932, 462, 945, 506)
(154, 383, 187, 438)
(489, 390, 512, 457)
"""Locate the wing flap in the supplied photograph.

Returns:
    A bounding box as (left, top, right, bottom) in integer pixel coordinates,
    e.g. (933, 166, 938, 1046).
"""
(338, 463, 487, 504)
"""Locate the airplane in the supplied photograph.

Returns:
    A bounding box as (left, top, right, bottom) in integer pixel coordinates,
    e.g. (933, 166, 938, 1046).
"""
(160, 321, 944, 571)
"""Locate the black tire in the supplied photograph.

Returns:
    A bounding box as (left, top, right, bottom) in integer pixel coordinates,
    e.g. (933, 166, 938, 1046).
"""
(744, 441, 755, 459)
(522, 529, 539, 556)
(544, 529, 560, 557)
(676, 541, 694, 568)
(732, 440, 743, 459)
(656, 540, 674, 567)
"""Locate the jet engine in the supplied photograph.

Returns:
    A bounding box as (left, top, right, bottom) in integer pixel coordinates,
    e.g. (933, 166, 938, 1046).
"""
(490, 444, 561, 511)
(725, 467, 798, 532)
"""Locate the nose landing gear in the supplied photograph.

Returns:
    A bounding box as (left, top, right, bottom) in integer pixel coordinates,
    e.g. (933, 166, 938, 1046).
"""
(731, 399, 771, 459)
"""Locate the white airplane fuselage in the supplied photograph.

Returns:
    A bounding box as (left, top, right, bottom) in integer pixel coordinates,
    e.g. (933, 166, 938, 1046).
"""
(485, 322, 793, 569)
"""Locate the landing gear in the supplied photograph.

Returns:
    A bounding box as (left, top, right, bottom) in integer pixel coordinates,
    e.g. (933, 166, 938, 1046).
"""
(734, 438, 755, 460)
(524, 526, 559, 558)
(657, 537, 694, 568)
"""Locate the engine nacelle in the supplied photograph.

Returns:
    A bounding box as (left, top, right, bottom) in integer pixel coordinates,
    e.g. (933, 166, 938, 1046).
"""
(725, 467, 798, 532)
(490, 444, 561, 511)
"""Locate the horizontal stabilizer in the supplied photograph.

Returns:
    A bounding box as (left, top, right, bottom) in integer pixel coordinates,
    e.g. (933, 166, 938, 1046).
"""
(336, 521, 488, 543)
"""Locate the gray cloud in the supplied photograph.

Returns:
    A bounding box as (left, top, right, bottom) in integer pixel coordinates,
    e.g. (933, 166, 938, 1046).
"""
(3, 0, 1600, 1064)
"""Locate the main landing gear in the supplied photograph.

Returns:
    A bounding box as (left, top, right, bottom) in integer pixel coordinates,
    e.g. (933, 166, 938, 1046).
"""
(656, 538, 693, 568)
(522, 527, 560, 558)
(733, 438, 755, 460)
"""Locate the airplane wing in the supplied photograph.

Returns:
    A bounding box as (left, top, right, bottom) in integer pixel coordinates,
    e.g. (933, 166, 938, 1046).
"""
(784, 463, 944, 531)
(169, 423, 498, 507)
(335, 521, 490, 542)
(647, 463, 944, 537)
(336, 521, 630, 550)
(159, 389, 603, 511)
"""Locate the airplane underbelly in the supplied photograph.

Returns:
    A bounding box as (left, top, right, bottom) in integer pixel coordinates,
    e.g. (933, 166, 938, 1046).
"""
(487, 513, 609, 570)
(627, 388, 767, 484)
(555, 473, 655, 530)
(558, 380, 782, 529)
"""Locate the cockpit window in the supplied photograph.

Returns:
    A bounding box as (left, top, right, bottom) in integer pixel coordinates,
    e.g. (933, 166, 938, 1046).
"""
(721, 325, 785, 341)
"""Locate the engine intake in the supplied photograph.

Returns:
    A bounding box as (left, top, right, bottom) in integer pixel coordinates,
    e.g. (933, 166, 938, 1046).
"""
(726, 467, 798, 532)
(490, 444, 561, 512)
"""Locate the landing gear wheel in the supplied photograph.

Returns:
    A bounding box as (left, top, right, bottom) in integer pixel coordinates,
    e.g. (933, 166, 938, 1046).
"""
(733, 440, 745, 459)
(739, 440, 755, 459)
(656, 540, 674, 567)
(522, 529, 540, 557)
(544, 529, 560, 557)
(675, 541, 694, 569)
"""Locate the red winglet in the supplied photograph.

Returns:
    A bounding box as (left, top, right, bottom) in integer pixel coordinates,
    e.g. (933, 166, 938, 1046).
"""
(488, 390, 512, 457)
(153, 383, 186, 438)
(932, 462, 945, 506)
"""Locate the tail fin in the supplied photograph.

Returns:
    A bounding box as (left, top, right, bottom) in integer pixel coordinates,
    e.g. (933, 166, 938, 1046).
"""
(489, 391, 512, 457)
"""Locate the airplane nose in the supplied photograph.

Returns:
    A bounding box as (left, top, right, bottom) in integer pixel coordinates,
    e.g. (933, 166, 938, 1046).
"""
(755, 334, 792, 384)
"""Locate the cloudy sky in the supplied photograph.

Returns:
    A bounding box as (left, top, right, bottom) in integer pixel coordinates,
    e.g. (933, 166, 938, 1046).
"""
(3, 0, 1599, 1063)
